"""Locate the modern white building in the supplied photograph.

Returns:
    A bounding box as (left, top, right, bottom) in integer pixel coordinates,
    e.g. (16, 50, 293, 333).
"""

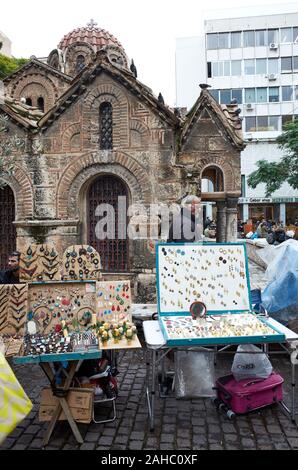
(176, 4, 298, 225)
(0, 31, 12, 57)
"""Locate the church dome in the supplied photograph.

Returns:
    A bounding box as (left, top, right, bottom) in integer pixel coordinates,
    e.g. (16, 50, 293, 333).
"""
(58, 20, 124, 52)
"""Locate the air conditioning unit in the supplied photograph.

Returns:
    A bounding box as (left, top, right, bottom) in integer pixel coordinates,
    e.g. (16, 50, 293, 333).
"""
(246, 103, 253, 110)
(269, 43, 278, 50)
(268, 73, 277, 81)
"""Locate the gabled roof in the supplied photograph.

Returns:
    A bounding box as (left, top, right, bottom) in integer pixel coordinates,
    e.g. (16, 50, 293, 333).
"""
(3, 57, 73, 84)
(181, 90, 245, 150)
(39, 50, 180, 131)
(0, 96, 43, 129)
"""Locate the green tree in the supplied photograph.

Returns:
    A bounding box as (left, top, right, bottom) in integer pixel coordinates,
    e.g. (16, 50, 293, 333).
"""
(0, 53, 28, 80)
(248, 119, 298, 196)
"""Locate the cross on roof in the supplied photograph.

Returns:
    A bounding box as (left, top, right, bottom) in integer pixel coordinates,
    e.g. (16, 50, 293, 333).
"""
(87, 19, 98, 28)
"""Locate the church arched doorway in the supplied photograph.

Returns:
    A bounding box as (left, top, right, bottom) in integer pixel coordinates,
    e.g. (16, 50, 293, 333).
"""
(87, 175, 129, 272)
(0, 185, 16, 269)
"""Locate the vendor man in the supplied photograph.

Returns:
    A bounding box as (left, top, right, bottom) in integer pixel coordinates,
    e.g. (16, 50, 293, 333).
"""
(0, 251, 21, 284)
(167, 195, 203, 243)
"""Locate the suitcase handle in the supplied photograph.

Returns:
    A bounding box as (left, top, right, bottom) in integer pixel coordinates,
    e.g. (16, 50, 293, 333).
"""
(242, 377, 266, 387)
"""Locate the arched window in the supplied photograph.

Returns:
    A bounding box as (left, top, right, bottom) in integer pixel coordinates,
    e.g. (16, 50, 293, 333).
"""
(99, 102, 113, 150)
(37, 97, 44, 112)
(0, 185, 16, 269)
(202, 166, 224, 192)
(76, 55, 86, 73)
(26, 97, 32, 106)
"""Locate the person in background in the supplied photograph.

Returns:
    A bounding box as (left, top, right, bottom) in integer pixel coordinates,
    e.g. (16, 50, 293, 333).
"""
(0, 251, 21, 284)
(167, 195, 202, 243)
(204, 216, 212, 230)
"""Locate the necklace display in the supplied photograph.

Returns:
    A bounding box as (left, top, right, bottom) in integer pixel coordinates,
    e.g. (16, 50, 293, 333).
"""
(62, 245, 102, 281)
(97, 281, 132, 323)
(0, 284, 28, 335)
(20, 244, 61, 282)
(158, 244, 250, 313)
(28, 282, 97, 334)
(161, 314, 279, 340)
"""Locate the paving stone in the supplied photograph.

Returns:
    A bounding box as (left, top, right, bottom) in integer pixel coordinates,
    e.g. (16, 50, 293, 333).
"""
(1, 438, 16, 449)
(160, 434, 175, 443)
(11, 444, 28, 450)
(241, 438, 257, 448)
(80, 443, 97, 450)
(24, 425, 40, 435)
(85, 432, 100, 443)
(29, 439, 43, 449)
(97, 436, 114, 446)
(16, 434, 34, 446)
(287, 438, 298, 448)
(129, 441, 143, 450)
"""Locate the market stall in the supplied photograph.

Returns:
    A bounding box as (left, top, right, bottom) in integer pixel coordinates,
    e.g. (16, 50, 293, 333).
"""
(0, 243, 141, 446)
(143, 242, 298, 431)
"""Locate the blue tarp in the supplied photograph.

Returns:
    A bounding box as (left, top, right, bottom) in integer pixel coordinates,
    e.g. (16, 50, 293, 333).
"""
(262, 240, 298, 325)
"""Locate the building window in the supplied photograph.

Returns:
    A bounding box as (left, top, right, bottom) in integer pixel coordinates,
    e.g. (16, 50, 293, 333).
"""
(281, 57, 292, 73)
(244, 59, 255, 75)
(231, 60, 241, 75)
(210, 89, 219, 101)
(76, 55, 86, 73)
(256, 58, 267, 74)
(207, 62, 212, 78)
(37, 97, 44, 112)
(218, 32, 229, 49)
(207, 33, 218, 49)
(269, 116, 279, 131)
(99, 102, 113, 150)
(25, 97, 32, 106)
(241, 175, 246, 197)
(223, 61, 230, 76)
(256, 30, 266, 46)
(257, 116, 268, 131)
(231, 89, 242, 104)
(243, 30, 255, 47)
(246, 117, 256, 132)
(293, 57, 298, 71)
(220, 89, 231, 104)
(268, 29, 278, 44)
(269, 87, 279, 102)
(282, 115, 293, 128)
(256, 88, 267, 103)
(231, 31, 241, 48)
(245, 88, 255, 103)
(294, 27, 298, 43)
(282, 86, 293, 101)
(280, 27, 293, 43)
(268, 58, 279, 74)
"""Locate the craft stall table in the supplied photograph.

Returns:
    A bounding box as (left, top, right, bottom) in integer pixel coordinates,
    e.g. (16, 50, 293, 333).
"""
(13, 350, 102, 446)
(143, 242, 298, 431)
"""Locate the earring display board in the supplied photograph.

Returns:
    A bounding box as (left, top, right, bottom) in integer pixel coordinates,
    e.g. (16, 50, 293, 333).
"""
(0, 284, 28, 335)
(62, 246, 102, 281)
(20, 244, 61, 282)
(157, 243, 251, 314)
(97, 281, 132, 322)
(156, 243, 286, 347)
(27, 281, 97, 335)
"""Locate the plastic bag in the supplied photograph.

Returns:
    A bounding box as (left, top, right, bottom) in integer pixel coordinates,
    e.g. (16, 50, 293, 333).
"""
(174, 350, 215, 398)
(231, 344, 273, 382)
(0, 353, 33, 444)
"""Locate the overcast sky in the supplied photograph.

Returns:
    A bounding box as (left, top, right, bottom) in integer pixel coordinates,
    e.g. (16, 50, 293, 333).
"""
(2, 0, 298, 105)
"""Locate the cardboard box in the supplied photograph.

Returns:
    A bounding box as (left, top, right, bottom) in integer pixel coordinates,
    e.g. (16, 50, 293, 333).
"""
(39, 387, 94, 424)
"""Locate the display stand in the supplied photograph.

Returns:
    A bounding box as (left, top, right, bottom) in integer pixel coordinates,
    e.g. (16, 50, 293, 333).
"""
(143, 242, 298, 431)
(143, 319, 298, 431)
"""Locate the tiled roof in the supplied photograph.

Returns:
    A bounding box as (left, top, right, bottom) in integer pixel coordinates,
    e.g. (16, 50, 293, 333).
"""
(1, 96, 44, 128)
(58, 26, 124, 51)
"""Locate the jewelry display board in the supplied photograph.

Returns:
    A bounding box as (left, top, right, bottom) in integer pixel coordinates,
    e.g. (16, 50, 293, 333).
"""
(27, 281, 97, 335)
(0, 284, 28, 335)
(20, 244, 61, 282)
(156, 243, 286, 346)
(159, 313, 285, 346)
(62, 245, 102, 281)
(96, 281, 132, 322)
(157, 243, 251, 314)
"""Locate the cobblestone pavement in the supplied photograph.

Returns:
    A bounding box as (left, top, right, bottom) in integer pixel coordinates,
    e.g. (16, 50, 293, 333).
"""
(2, 261, 298, 451)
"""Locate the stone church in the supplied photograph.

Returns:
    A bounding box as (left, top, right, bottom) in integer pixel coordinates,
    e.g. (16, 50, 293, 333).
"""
(0, 22, 244, 300)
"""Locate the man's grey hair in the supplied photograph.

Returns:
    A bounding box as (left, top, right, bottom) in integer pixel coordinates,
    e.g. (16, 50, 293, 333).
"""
(181, 195, 201, 207)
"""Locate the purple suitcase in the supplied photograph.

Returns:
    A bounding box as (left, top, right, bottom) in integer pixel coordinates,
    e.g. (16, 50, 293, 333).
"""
(216, 372, 284, 414)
